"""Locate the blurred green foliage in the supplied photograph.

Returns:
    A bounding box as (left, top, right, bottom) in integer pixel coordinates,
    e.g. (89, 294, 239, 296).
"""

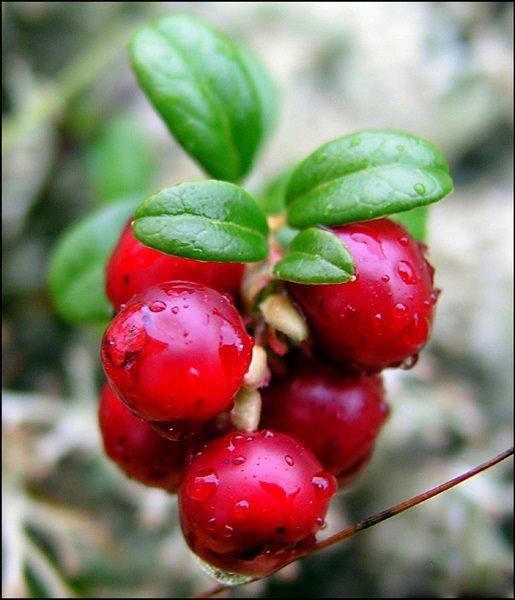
(2, 2, 513, 598)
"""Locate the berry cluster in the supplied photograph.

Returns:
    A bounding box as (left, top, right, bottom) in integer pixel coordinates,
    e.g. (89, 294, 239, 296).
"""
(99, 214, 439, 579)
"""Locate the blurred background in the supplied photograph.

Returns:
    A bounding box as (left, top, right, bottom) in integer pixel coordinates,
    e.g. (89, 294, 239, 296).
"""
(2, 2, 513, 597)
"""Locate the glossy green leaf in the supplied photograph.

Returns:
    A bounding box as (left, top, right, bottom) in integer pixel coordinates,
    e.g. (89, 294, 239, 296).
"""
(133, 180, 269, 262)
(273, 227, 355, 284)
(48, 198, 139, 323)
(390, 205, 429, 242)
(85, 112, 155, 204)
(129, 14, 277, 182)
(286, 130, 454, 228)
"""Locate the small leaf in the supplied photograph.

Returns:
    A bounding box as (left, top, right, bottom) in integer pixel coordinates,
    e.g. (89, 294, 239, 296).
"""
(129, 14, 277, 182)
(390, 205, 429, 242)
(133, 180, 269, 263)
(273, 227, 355, 284)
(258, 165, 295, 215)
(48, 198, 139, 323)
(85, 112, 156, 204)
(286, 130, 454, 228)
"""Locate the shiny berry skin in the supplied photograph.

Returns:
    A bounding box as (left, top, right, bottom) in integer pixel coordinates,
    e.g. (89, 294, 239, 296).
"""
(178, 430, 337, 577)
(106, 222, 245, 312)
(288, 218, 438, 373)
(98, 382, 193, 492)
(260, 356, 389, 483)
(101, 281, 254, 423)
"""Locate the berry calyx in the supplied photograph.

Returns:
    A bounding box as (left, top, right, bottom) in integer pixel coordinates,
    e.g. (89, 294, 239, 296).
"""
(106, 221, 245, 312)
(288, 218, 438, 373)
(98, 382, 194, 492)
(101, 281, 254, 423)
(260, 356, 389, 482)
(178, 430, 337, 577)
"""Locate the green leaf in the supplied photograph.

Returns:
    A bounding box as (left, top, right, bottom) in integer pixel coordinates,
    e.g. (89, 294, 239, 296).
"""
(133, 180, 269, 263)
(390, 205, 429, 242)
(285, 130, 454, 228)
(258, 165, 295, 215)
(273, 227, 355, 284)
(85, 112, 156, 204)
(129, 14, 277, 182)
(48, 198, 139, 323)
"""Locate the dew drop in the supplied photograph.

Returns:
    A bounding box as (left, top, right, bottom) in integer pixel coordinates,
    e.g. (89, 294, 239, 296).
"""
(312, 472, 337, 501)
(315, 517, 326, 529)
(414, 183, 426, 195)
(149, 300, 166, 313)
(221, 524, 234, 538)
(232, 456, 246, 466)
(284, 455, 295, 466)
(192, 554, 253, 586)
(187, 468, 219, 501)
(263, 430, 275, 439)
(398, 260, 418, 284)
(400, 353, 419, 370)
(402, 313, 429, 347)
(392, 303, 408, 320)
(171, 306, 179, 314)
(207, 518, 217, 531)
(232, 500, 250, 519)
(381, 274, 390, 282)
(398, 236, 409, 247)
(188, 367, 200, 377)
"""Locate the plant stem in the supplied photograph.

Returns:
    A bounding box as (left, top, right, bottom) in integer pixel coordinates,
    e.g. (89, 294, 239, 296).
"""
(194, 446, 514, 598)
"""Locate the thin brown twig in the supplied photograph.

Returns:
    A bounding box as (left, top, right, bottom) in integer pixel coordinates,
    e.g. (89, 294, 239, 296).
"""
(193, 446, 513, 598)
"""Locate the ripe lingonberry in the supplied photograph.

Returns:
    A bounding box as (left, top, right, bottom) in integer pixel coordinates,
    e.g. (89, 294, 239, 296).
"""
(101, 281, 254, 424)
(260, 355, 389, 483)
(288, 218, 438, 373)
(178, 430, 337, 577)
(106, 221, 245, 312)
(98, 382, 196, 492)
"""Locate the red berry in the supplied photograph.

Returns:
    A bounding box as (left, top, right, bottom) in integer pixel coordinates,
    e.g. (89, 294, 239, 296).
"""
(106, 221, 245, 312)
(260, 356, 389, 482)
(288, 218, 438, 373)
(98, 382, 193, 492)
(101, 281, 254, 423)
(178, 430, 337, 577)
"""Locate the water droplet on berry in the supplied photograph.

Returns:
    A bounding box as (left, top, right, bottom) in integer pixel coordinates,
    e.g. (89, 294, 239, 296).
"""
(149, 301, 166, 312)
(263, 430, 275, 439)
(171, 306, 179, 314)
(284, 455, 295, 466)
(414, 183, 426, 195)
(221, 524, 234, 538)
(315, 517, 326, 528)
(232, 456, 246, 465)
(372, 313, 383, 327)
(207, 518, 217, 531)
(192, 554, 253, 586)
(381, 274, 390, 282)
(402, 313, 429, 347)
(312, 472, 337, 501)
(398, 236, 409, 247)
(187, 468, 219, 501)
(232, 500, 250, 519)
(398, 260, 418, 284)
(392, 303, 408, 320)
(400, 353, 419, 370)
